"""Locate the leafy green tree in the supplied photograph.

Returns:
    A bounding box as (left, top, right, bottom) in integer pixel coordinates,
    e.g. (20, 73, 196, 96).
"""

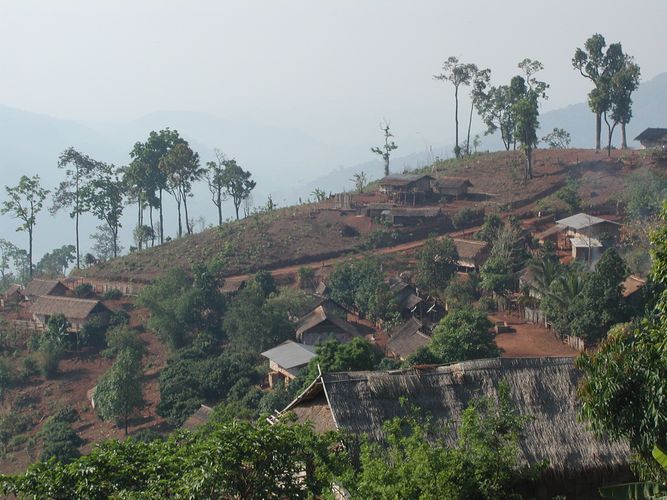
(465, 67, 491, 156)
(480, 222, 528, 297)
(1, 175, 50, 279)
(84, 163, 125, 258)
(475, 213, 503, 243)
(434, 57, 478, 158)
(160, 142, 203, 237)
(95, 349, 143, 435)
(541, 127, 571, 148)
(35, 244, 76, 278)
(223, 279, 294, 352)
(347, 385, 537, 499)
(129, 129, 187, 244)
(427, 309, 499, 363)
(328, 257, 396, 321)
(301, 338, 380, 389)
(443, 273, 479, 310)
(417, 236, 459, 293)
(220, 157, 255, 220)
(138, 264, 226, 349)
(205, 149, 229, 226)
(1, 420, 347, 499)
(51, 148, 99, 268)
(371, 120, 398, 175)
(104, 326, 146, 359)
(39, 417, 82, 464)
(608, 55, 641, 151)
(572, 33, 628, 151)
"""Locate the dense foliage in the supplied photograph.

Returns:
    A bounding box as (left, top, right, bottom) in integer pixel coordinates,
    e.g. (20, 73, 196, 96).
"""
(328, 256, 397, 321)
(416, 236, 459, 293)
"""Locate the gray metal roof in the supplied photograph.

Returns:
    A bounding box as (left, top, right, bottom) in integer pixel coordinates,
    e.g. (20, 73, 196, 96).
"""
(261, 340, 317, 369)
(556, 213, 619, 230)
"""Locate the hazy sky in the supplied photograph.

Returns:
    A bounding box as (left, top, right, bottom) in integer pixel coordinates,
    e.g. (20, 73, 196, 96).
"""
(0, 0, 666, 151)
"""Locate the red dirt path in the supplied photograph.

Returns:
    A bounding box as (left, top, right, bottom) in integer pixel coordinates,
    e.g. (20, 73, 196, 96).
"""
(490, 312, 578, 358)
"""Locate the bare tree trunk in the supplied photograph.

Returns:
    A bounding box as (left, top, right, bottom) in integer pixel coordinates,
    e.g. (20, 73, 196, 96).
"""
(28, 228, 33, 280)
(621, 122, 628, 149)
(454, 86, 460, 158)
(137, 193, 142, 250)
(149, 206, 154, 247)
(176, 200, 182, 238)
(384, 157, 389, 177)
(75, 208, 80, 269)
(159, 189, 164, 244)
(234, 199, 240, 220)
(595, 113, 602, 151)
(183, 190, 191, 234)
(217, 191, 222, 226)
(465, 103, 474, 156)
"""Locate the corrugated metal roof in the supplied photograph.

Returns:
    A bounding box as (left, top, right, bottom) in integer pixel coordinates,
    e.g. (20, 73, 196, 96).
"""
(261, 340, 317, 369)
(570, 236, 602, 248)
(556, 213, 619, 230)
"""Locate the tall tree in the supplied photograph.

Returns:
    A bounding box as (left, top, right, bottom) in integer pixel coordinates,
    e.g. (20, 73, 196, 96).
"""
(160, 142, 203, 237)
(85, 164, 125, 258)
(416, 236, 459, 293)
(609, 56, 641, 151)
(466, 67, 491, 156)
(1, 175, 49, 280)
(95, 348, 143, 435)
(572, 34, 626, 151)
(129, 129, 186, 244)
(434, 57, 478, 158)
(221, 158, 256, 220)
(51, 148, 97, 268)
(371, 120, 398, 176)
(206, 149, 229, 226)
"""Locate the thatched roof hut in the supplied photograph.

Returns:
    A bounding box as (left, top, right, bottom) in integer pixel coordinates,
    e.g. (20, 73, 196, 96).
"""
(281, 357, 631, 495)
(452, 238, 489, 271)
(23, 279, 68, 299)
(30, 296, 110, 330)
(385, 317, 430, 360)
(296, 304, 361, 345)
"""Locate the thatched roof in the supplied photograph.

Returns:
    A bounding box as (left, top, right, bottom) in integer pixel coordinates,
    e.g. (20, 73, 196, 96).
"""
(385, 277, 422, 311)
(31, 296, 108, 321)
(452, 238, 488, 260)
(435, 176, 473, 189)
(296, 305, 360, 339)
(536, 224, 563, 241)
(261, 340, 317, 370)
(379, 174, 434, 187)
(182, 404, 214, 430)
(386, 317, 430, 359)
(282, 357, 630, 477)
(634, 127, 667, 142)
(24, 279, 68, 298)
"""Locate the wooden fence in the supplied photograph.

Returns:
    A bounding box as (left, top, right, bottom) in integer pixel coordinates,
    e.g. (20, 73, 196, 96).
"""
(523, 307, 586, 352)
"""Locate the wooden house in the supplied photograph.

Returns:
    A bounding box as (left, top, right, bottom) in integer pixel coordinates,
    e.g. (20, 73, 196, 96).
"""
(380, 207, 441, 226)
(452, 238, 489, 271)
(385, 276, 422, 316)
(30, 296, 110, 331)
(280, 357, 632, 499)
(295, 304, 361, 345)
(378, 174, 434, 205)
(385, 317, 430, 360)
(261, 340, 317, 387)
(634, 128, 667, 149)
(433, 177, 473, 199)
(23, 279, 69, 300)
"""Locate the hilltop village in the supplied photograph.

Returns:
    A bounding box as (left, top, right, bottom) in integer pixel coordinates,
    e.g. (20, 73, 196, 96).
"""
(0, 139, 665, 496)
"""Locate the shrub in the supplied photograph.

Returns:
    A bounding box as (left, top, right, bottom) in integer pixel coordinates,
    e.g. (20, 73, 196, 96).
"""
(109, 310, 130, 328)
(103, 289, 123, 300)
(39, 418, 83, 463)
(297, 266, 315, 290)
(452, 207, 484, 229)
(38, 337, 64, 379)
(78, 315, 109, 348)
(20, 356, 39, 380)
(0, 411, 31, 452)
(73, 283, 94, 298)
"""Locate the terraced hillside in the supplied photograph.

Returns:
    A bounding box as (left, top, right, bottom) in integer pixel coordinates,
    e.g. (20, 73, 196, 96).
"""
(79, 148, 663, 284)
